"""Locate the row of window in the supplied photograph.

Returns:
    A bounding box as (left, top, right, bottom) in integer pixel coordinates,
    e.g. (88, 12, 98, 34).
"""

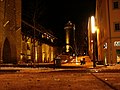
(112, 0, 120, 31)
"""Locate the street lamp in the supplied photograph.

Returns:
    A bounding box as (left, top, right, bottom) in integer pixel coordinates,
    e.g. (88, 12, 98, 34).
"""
(73, 24, 78, 64)
(91, 16, 96, 68)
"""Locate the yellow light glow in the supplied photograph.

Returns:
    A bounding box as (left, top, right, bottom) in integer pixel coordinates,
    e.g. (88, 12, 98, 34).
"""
(20, 55, 23, 60)
(66, 31, 69, 44)
(95, 26, 99, 33)
(66, 45, 69, 52)
(75, 56, 79, 65)
(91, 16, 95, 33)
(35, 47, 37, 62)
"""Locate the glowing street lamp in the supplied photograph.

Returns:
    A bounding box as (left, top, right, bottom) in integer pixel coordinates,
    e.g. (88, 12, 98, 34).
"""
(91, 16, 96, 68)
(91, 16, 96, 33)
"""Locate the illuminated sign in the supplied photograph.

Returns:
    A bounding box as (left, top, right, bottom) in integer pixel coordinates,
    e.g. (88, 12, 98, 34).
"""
(114, 41, 120, 46)
(103, 43, 107, 49)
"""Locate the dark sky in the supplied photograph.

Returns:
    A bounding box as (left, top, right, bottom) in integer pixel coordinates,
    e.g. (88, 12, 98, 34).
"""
(22, 0, 96, 46)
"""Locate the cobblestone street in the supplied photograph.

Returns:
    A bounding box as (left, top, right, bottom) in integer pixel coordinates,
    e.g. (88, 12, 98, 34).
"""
(0, 65, 120, 90)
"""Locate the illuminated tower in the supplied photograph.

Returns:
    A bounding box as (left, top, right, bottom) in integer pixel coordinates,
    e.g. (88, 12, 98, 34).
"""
(64, 21, 74, 53)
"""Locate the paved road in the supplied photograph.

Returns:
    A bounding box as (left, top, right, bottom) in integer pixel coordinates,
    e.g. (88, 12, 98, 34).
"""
(0, 68, 120, 90)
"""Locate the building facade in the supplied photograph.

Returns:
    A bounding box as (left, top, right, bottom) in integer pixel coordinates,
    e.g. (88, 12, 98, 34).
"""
(95, 0, 120, 65)
(21, 20, 57, 64)
(88, 17, 93, 60)
(0, 0, 58, 64)
(0, 0, 21, 64)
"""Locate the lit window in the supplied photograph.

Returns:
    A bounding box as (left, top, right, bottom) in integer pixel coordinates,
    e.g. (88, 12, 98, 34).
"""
(114, 23, 120, 31)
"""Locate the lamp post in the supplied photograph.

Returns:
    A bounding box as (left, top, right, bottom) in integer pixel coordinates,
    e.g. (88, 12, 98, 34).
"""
(73, 24, 78, 64)
(91, 16, 96, 68)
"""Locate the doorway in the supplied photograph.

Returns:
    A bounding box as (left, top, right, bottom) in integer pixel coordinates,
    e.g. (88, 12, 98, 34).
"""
(2, 38, 11, 63)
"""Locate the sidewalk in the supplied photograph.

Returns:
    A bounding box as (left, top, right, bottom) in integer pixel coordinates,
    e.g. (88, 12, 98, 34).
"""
(0, 62, 120, 73)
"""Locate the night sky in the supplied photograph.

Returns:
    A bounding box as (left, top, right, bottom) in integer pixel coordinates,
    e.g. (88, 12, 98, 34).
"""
(22, 0, 96, 50)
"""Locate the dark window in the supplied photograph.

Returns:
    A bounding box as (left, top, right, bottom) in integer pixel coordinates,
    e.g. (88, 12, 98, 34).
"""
(115, 23, 120, 31)
(113, 1, 119, 9)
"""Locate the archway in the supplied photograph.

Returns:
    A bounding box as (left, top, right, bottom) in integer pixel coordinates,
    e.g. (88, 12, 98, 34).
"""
(2, 38, 11, 63)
